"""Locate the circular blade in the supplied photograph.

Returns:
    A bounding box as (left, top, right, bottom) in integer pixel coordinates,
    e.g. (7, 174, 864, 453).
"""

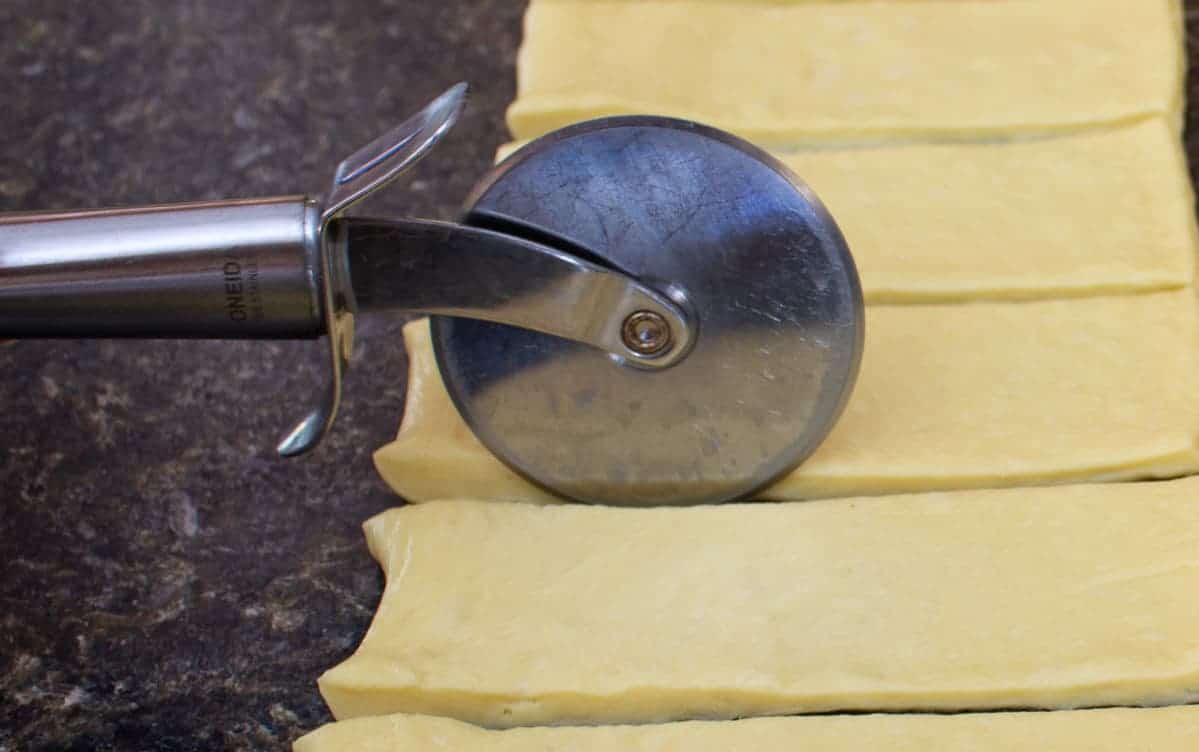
(433, 117, 863, 506)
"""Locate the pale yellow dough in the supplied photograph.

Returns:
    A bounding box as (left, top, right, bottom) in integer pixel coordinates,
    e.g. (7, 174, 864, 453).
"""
(787, 120, 1196, 302)
(375, 289, 1199, 503)
(509, 0, 1182, 145)
(319, 480, 1199, 726)
(499, 119, 1198, 303)
(295, 708, 1199, 752)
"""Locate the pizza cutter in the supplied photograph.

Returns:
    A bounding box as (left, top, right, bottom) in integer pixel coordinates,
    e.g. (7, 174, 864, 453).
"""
(0, 84, 863, 506)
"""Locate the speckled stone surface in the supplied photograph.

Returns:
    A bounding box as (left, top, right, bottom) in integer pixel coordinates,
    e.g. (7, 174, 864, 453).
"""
(0, 1, 522, 749)
(3, 2, 1199, 750)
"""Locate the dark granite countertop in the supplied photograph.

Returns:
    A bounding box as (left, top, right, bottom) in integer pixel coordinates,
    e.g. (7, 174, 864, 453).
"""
(0, 2, 522, 749)
(3, 2, 1199, 749)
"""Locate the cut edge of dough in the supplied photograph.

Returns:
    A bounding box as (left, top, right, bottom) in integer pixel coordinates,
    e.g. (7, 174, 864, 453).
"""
(506, 97, 1172, 151)
(296, 706, 1199, 752)
(763, 452, 1199, 502)
(317, 670, 1199, 729)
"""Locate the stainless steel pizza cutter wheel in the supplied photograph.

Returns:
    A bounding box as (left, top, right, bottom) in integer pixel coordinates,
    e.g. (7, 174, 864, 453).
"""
(0, 84, 863, 505)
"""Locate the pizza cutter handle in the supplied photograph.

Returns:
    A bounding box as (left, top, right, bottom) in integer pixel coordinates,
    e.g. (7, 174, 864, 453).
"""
(0, 196, 324, 339)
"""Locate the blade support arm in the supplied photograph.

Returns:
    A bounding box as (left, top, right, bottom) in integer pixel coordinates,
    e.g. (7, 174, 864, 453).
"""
(339, 217, 694, 368)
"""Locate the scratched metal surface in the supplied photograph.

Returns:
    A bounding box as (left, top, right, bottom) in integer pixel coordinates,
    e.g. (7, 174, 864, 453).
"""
(2, 2, 1199, 749)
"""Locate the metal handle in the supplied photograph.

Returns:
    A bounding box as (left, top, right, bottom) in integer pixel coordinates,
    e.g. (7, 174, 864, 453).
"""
(0, 196, 322, 338)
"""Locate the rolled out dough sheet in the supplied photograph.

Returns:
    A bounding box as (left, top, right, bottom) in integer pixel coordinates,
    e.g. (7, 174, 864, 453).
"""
(295, 708, 1199, 752)
(497, 119, 1198, 303)
(319, 480, 1199, 726)
(374, 289, 1199, 503)
(509, 0, 1183, 145)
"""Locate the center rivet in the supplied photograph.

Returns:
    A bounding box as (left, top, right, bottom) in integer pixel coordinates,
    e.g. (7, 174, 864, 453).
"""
(621, 310, 672, 356)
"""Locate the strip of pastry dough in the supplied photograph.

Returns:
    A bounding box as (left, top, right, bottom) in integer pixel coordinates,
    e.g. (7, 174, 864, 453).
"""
(295, 707, 1199, 752)
(318, 480, 1199, 726)
(508, 0, 1182, 145)
(497, 119, 1198, 303)
(375, 289, 1199, 503)
(785, 120, 1196, 302)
